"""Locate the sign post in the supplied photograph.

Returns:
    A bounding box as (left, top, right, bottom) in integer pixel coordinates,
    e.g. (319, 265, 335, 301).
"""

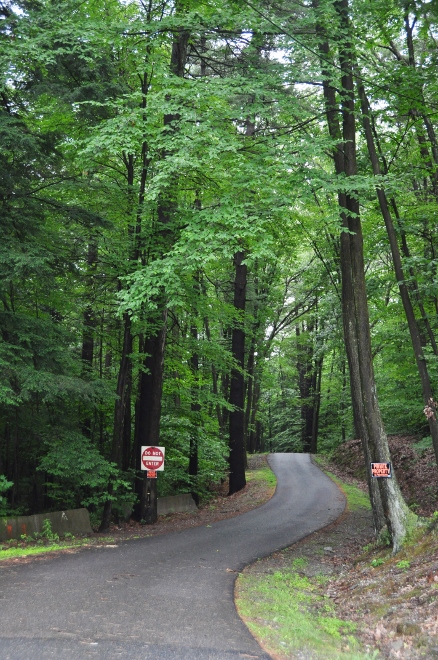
(140, 446, 165, 524)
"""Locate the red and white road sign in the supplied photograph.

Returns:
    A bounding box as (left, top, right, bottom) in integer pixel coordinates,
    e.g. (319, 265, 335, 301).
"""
(141, 446, 165, 471)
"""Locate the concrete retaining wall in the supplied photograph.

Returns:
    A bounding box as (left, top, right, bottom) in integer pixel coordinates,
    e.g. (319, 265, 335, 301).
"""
(0, 508, 93, 542)
(1, 495, 197, 541)
(158, 493, 197, 516)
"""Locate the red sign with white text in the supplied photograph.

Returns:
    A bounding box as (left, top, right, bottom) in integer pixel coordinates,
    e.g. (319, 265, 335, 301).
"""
(141, 446, 165, 471)
(371, 462, 392, 478)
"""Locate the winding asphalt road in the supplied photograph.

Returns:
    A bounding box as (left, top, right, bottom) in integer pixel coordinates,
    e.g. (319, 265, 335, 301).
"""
(0, 454, 345, 659)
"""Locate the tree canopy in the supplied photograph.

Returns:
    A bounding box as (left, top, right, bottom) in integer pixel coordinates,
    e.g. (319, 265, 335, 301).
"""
(1, 0, 437, 548)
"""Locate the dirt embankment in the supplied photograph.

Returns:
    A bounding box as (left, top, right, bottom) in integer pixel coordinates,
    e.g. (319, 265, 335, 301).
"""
(330, 435, 438, 518)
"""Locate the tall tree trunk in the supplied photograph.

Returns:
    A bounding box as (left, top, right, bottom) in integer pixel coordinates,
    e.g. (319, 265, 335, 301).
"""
(313, 0, 385, 535)
(81, 240, 98, 438)
(132, 313, 167, 521)
(313, 0, 417, 547)
(334, 0, 415, 550)
(296, 321, 315, 453)
(311, 355, 323, 454)
(189, 323, 200, 505)
(358, 82, 438, 465)
(313, 0, 386, 533)
(203, 314, 225, 434)
(247, 377, 261, 454)
(132, 19, 189, 520)
(228, 251, 247, 495)
(244, 331, 257, 452)
(99, 314, 133, 531)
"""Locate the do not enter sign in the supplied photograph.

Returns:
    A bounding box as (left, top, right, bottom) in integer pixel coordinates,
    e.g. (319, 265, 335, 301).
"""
(141, 446, 165, 471)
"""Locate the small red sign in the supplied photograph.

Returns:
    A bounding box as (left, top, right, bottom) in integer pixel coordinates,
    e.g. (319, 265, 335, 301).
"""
(371, 462, 392, 478)
(147, 470, 157, 479)
(141, 446, 165, 471)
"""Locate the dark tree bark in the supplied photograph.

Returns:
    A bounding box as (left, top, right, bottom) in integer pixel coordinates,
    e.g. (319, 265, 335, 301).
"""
(313, 0, 416, 549)
(228, 251, 247, 495)
(132, 18, 189, 521)
(81, 240, 98, 438)
(132, 314, 167, 522)
(334, 0, 415, 550)
(189, 323, 200, 506)
(358, 81, 438, 465)
(312, 0, 385, 534)
(99, 313, 133, 531)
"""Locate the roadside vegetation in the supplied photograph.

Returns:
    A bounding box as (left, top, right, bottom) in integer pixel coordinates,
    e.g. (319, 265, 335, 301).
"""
(235, 450, 438, 659)
(0, 455, 275, 563)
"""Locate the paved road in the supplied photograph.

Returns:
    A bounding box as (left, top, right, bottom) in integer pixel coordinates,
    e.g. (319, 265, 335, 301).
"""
(0, 454, 345, 659)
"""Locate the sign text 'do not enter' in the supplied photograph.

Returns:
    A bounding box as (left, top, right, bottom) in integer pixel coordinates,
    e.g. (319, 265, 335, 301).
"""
(141, 446, 165, 471)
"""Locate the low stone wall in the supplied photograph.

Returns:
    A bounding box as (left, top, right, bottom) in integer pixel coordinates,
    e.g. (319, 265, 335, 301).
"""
(158, 493, 197, 516)
(1, 495, 197, 541)
(0, 508, 93, 542)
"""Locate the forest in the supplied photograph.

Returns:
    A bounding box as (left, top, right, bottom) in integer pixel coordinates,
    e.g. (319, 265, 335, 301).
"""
(1, 0, 437, 549)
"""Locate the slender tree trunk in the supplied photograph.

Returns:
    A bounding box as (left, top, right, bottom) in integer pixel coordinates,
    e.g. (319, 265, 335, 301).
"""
(247, 377, 261, 454)
(311, 355, 323, 453)
(81, 241, 98, 439)
(358, 82, 438, 465)
(296, 321, 316, 453)
(228, 251, 247, 495)
(391, 199, 438, 356)
(132, 313, 167, 521)
(313, 0, 385, 535)
(189, 323, 200, 505)
(203, 315, 225, 434)
(99, 314, 133, 531)
(312, 0, 418, 546)
(244, 332, 257, 452)
(334, 0, 415, 550)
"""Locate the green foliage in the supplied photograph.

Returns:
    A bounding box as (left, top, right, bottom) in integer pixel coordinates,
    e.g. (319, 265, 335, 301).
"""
(157, 415, 228, 499)
(38, 431, 134, 510)
(41, 519, 59, 543)
(0, 476, 13, 517)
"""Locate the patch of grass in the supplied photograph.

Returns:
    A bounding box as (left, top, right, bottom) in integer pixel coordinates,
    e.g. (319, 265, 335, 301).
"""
(0, 533, 119, 561)
(246, 465, 277, 489)
(312, 458, 370, 511)
(291, 556, 308, 570)
(236, 570, 370, 659)
(0, 543, 72, 559)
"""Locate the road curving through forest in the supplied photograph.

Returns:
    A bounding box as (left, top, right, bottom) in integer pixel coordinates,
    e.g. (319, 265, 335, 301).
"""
(0, 454, 345, 659)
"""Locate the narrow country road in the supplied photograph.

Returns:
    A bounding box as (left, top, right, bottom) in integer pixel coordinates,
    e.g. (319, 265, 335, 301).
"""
(0, 454, 345, 659)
